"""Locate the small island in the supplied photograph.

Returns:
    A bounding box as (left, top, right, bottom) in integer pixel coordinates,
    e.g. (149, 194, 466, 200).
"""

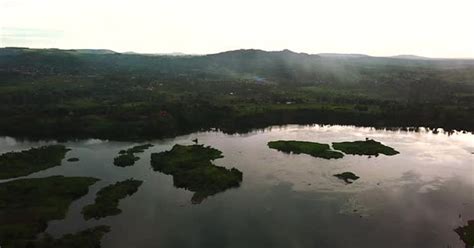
(268, 140, 344, 159)
(113, 144, 154, 167)
(0, 145, 70, 179)
(82, 179, 143, 220)
(333, 172, 360, 184)
(332, 139, 399, 156)
(455, 220, 474, 248)
(150, 144, 243, 204)
(67, 157, 80, 162)
(0, 176, 99, 247)
(113, 153, 139, 167)
(123, 144, 154, 154)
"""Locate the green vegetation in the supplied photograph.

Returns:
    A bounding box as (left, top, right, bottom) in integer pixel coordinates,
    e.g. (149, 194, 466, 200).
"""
(0, 48, 473, 140)
(333, 172, 360, 184)
(0, 145, 70, 179)
(124, 144, 154, 153)
(268, 139, 399, 159)
(455, 220, 474, 248)
(0, 176, 98, 247)
(114, 144, 153, 167)
(268, 140, 344, 159)
(113, 153, 139, 167)
(82, 179, 143, 220)
(18, 225, 110, 248)
(150, 144, 243, 204)
(332, 139, 399, 156)
(67, 157, 79, 162)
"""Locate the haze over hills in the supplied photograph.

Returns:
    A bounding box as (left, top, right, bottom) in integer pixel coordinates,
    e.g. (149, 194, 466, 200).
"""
(316, 53, 370, 58)
(3, 47, 473, 60)
(390, 55, 430, 60)
(69, 49, 118, 54)
(2, 46, 474, 88)
(2, 1, 474, 247)
(0, 45, 473, 140)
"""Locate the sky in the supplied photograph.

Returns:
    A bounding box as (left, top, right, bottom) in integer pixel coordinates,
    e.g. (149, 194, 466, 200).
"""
(1, 0, 473, 58)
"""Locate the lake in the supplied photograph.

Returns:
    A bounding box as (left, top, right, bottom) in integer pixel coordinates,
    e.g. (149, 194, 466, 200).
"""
(1, 124, 473, 248)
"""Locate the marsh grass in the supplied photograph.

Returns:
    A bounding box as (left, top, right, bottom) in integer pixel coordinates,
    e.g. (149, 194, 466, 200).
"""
(455, 220, 474, 248)
(332, 139, 399, 156)
(0, 176, 98, 246)
(19, 225, 110, 248)
(113, 144, 153, 167)
(0, 145, 70, 179)
(82, 179, 143, 220)
(268, 140, 344, 159)
(150, 144, 243, 204)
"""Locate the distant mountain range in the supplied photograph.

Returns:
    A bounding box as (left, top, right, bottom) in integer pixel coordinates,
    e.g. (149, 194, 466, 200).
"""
(316, 53, 370, 58)
(123, 51, 190, 56)
(3, 46, 472, 60)
(1, 46, 473, 87)
(68, 49, 117, 54)
(390, 55, 430, 60)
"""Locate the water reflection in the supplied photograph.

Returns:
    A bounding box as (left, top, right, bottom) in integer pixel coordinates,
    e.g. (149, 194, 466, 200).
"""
(0, 124, 473, 248)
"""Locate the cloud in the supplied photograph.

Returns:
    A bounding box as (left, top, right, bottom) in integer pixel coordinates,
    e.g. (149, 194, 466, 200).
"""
(1, 27, 64, 47)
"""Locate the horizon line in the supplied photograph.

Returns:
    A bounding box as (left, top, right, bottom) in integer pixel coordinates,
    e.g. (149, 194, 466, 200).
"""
(2, 46, 474, 60)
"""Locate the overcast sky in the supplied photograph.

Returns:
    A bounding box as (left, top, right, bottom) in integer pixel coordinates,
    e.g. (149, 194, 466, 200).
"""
(1, 0, 473, 58)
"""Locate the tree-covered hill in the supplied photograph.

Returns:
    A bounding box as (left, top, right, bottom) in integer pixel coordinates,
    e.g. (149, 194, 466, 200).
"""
(0, 47, 473, 140)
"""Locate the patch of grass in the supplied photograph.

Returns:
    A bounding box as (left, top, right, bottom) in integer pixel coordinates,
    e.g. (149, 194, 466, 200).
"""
(455, 220, 474, 248)
(113, 144, 154, 167)
(67, 157, 79, 162)
(334, 172, 360, 184)
(18, 225, 110, 248)
(150, 144, 243, 204)
(0, 176, 99, 247)
(332, 139, 399, 156)
(268, 140, 344, 159)
(0, 145, 70, 179)
(82, 179, 143, 220)
(126, 144, 154, 154)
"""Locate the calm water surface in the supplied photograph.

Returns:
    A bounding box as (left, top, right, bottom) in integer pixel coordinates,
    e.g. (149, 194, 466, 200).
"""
(1, 125, 473, 248)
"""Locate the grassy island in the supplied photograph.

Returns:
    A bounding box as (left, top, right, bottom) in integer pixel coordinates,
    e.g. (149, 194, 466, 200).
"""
(82, 179, 143, 220)
(19, 225, 110, 248)
(455, 220, 474, 248)
(150, 144, 243, 204)
(333, 172, 360, 184)
(123, 144, 154, 154)
(268, 140, 344, 159)
(113, 154, 139, 167)
(114, 144, 154, 167)
(0, 145, 70, 179)
(0, 176, 99, 247)
(332, 139, 399, 156)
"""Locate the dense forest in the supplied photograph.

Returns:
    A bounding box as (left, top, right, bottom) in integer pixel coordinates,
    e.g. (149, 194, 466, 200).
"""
(1, 47, 473, 140)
